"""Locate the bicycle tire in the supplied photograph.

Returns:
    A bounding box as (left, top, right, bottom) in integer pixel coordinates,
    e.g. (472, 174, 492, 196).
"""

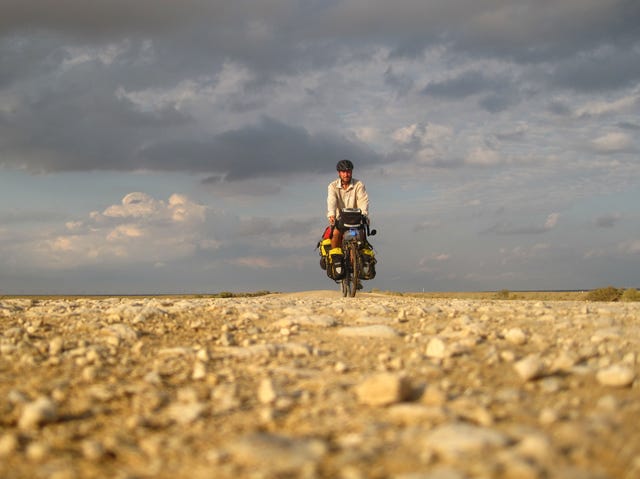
(349, 242, 359, 297)
(341, 276, 349, 296)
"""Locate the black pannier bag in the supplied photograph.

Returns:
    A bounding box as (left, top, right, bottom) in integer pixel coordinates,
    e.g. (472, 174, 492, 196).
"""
(360, 246, 376, 280)
(328, 247, 345, 280)
(340, 208, 363, 227)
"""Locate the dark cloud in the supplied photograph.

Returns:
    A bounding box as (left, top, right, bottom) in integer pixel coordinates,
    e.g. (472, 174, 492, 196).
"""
(421, 70, 520, 112)
(550, 47, 640, 92)
(0, 1, 234, 38)
(594, 213, 621, 228)
(138, 117, 383, 180)
(484, 213, 560, 235)
(617, 121, 640, 130)
(2, 0, 640, 181)
(422, 71, 507, 98)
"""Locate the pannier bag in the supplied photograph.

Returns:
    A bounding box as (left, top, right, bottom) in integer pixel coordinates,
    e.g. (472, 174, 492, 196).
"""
(317, 226, 333, 270)
(318, 238, 331, 270)
(340, 208, 363, 227)
(327, 247, 345, 280)
(360, 247, 377, 280)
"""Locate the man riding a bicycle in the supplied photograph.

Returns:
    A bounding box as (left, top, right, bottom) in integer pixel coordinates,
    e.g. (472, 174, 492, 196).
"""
(322, 159, 376, 294)
(327, 159, 369, 248)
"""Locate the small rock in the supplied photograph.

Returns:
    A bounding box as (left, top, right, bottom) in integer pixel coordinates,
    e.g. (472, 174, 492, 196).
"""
(354, 373, 412, 406)
(422, 423, 510, 460)
(505, 328, 527, 345)
(539, 408, 560, 425)
(334, 361, 348, 373)
(425, 337, 447, 359)
(192, 361, 207, 380)
(166, 401, 206, 425)
(26, 441, 49, 461)
(596, 364, 635, 387)
(19, 397, 58, 430)
(226, 432, 327, 475)
(48, 336, 64, 356)
(82, 440, 106, 460)
(338, 325, 399, 338)
(514, 355, 544, 381)
(515, 432, 553, 462)
(258, 378, 278, 404)
(0, 433, 18, 457)
(387, 403, 447, 424)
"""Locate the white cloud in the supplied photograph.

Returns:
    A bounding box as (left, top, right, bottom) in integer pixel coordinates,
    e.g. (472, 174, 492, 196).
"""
(591, 132, 633, 153)
(17, 192, 215, 269)
(103, 192, 163, 218)
(544, 213, 559, 230)
(465, 147, 502, 166)
(230, 256, 277, 269)
(619, 240, 640, 255)
(575, 91, 640, 117)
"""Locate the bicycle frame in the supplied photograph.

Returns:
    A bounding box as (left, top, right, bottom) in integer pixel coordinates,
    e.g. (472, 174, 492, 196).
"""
(340, 225, 365, 297)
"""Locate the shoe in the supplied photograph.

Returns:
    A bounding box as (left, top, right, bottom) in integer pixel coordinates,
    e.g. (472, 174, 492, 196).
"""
(356, 281, 363, 290)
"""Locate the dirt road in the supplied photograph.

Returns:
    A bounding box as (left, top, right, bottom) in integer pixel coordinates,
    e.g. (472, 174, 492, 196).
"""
(1, 292, 638, 478)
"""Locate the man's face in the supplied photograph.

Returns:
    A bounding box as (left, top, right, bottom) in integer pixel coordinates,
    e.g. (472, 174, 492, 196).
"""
(338, 169, 352, 183)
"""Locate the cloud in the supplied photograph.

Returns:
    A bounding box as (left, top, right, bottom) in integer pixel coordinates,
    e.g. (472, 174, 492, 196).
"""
(418, 253, 451, 272)
(421, 70, 505, 98)
(486, 213, 560, 235)
(9, 192, 215, 269)
(594, 213, 621, 228)
(139, 117, 383, 181)
(591, 132, 634, 153)
(392, 122, 455, 166)
(465, 147, 503, 167)
(229, 256, 277, 269)
(575, 91, 640, 117)
(619, 240, 640, 255)
(550, 46, 640, 92)
(499, 243, 550, 265)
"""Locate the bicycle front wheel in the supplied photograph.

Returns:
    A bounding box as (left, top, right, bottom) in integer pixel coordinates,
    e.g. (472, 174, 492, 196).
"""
(348, 242, 359, 297)
(341, 277, 350, 297)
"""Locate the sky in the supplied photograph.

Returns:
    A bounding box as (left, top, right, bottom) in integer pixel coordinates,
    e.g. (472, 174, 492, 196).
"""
(1, 0, 639, 294)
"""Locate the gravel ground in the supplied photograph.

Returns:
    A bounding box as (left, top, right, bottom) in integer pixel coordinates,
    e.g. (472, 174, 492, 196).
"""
(1, 291, 639, 479)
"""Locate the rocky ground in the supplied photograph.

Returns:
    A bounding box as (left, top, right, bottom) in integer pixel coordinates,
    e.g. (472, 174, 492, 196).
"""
(1, 291, 639, 479)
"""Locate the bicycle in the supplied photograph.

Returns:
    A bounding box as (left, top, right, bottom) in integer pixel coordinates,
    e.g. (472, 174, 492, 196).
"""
(333, 208, 377, 297)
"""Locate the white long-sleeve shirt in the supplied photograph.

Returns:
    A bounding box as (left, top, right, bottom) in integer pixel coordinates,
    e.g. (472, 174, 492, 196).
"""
(327, 177, 369, 219)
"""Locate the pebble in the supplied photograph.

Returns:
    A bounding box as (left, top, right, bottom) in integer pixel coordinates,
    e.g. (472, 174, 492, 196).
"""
(337, 325, 399, 338)
(425, 337, 447, 359)
(166, 401, 206, 425)
(226, 432, 327, 475)
(258, 378, 279, 404)
(422, 423, 510, 460)
(596, 364, 635, 387)
(514, 355, 545, 381)
(0, 433, 18, 457)
(354, 373, 412, 406)
(18, 397, 58, 430)
(504, 328, 527, 345)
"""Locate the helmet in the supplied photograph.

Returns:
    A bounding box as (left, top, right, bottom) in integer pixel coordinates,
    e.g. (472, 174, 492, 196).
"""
(336, 159, 354, 171)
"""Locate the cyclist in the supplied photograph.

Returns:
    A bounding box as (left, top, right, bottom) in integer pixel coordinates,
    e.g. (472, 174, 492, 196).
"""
(327, 159, 369, 249)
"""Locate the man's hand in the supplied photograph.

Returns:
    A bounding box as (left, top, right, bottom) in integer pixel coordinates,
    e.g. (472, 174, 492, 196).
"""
(329, 216, 336, 226)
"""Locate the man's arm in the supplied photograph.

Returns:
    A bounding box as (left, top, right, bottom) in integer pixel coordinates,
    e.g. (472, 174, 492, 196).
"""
(327, 181, 338, 221)
(356, 181, 369, 217)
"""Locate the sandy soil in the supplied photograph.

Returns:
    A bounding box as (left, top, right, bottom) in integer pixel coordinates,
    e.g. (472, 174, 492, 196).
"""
(1, 291, 639, 478)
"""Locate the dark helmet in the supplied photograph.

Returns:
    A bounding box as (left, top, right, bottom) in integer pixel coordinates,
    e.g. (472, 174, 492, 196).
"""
(336, 159, 354, 171)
